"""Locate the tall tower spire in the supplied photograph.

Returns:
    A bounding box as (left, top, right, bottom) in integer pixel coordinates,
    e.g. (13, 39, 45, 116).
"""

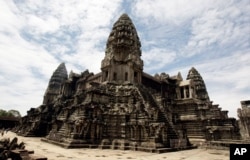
(43, 63, 68, 104)
(187, 67, 210, 101)
(101, 13, 143, 84)
(106, 13, 141, 58)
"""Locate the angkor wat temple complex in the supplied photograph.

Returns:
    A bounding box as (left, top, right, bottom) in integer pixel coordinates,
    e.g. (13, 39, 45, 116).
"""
(17, 14, 241, 152)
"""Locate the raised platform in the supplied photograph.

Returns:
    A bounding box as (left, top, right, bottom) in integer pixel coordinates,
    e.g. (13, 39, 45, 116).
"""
(41, 138, 197, 153)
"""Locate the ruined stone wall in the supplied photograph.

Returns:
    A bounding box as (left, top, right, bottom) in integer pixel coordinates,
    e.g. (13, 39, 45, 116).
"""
(238, 100, 250, 139)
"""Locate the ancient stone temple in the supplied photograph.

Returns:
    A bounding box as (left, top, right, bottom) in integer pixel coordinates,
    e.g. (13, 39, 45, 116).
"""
(17, 13, 240, 152)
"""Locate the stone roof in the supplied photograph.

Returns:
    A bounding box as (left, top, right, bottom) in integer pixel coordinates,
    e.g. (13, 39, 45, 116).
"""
(106, 13, 141, 56)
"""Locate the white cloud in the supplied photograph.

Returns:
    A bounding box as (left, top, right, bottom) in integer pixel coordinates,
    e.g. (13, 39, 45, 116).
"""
(25, 15, 60, 34)
(0, 0, 249, 119)
(142, 48, 176, 73)
(184, 2, 249, 56)
(133, 0, 249, 57)
(132, 0, 226, 25)
(199, 52, 250, 107)
(0, 0, 123, 115)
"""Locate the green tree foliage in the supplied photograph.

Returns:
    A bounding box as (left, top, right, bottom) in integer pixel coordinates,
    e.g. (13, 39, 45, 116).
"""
(0, 109, 21, 118)
(8, 110, 21, 117)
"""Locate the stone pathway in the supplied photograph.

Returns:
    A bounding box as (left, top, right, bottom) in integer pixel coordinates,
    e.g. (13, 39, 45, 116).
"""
(2, 132, 229, 160)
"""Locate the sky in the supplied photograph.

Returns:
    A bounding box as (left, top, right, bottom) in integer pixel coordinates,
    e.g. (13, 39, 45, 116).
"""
(0, 0, 249, 118)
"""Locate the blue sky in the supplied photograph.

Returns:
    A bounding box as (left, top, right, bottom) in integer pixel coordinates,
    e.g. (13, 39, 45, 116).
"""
(0, 0, 249, 117)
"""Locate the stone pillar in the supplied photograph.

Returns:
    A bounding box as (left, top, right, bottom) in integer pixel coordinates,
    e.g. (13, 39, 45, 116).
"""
(177, 87, 181, 99)
(189, 86, 192, 98)
(183, 87, 186, 99)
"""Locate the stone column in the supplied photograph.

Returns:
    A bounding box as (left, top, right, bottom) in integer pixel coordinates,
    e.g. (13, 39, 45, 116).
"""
(183, 87, 186, 99)
(189, 86, 192, 98)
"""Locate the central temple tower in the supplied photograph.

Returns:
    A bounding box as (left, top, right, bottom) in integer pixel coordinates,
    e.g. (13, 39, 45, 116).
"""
(101, 14, 143, 84)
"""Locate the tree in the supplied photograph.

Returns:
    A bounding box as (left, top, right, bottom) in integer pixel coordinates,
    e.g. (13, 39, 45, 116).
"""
(0, 109, 21, 118)
(0, 109, 9, 117)
(8, 110, 21, 118)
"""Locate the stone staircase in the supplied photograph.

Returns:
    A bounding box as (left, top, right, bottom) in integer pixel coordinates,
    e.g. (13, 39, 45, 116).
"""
(157, 109, 179, 139)
(183, 121, 205, 139)
(57, 123, 67, 136)
(136, 85, 179, 140)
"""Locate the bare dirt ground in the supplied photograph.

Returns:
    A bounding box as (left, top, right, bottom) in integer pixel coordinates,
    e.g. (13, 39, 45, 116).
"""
(2, 132, 229, 160)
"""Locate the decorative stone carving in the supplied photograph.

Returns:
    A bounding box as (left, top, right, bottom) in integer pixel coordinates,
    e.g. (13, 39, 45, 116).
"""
(43, 63, 68, 104)
(101, 13, 143, 84)
(186, 67, 209, 101)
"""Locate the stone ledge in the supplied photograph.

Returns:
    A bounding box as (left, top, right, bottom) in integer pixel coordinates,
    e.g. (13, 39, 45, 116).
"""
(41, 138, 197, 154)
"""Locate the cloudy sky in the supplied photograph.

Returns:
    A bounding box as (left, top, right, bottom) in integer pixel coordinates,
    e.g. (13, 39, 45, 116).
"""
(0, 0, 249, 117)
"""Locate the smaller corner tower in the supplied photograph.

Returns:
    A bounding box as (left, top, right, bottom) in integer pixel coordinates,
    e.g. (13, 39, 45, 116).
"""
(43, 63, 68, 104)
(101, 13, 143, 84)
(187, 67, 210, 101)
